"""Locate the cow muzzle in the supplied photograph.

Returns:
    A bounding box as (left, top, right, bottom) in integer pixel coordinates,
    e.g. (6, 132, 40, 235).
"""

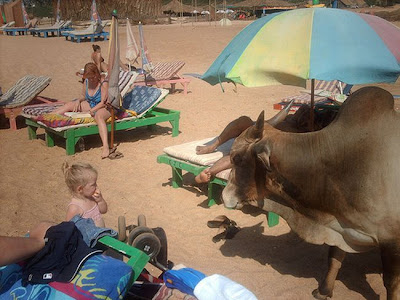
(221, 186, 242, 209)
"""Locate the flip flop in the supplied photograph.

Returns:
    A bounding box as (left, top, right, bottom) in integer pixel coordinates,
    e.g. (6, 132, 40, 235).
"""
(207, 215, 237, 229)
(212, 225, 241, 243)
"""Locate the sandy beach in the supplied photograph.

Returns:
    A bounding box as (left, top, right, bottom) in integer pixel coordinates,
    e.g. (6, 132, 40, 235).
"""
(1, 8, 400, 299)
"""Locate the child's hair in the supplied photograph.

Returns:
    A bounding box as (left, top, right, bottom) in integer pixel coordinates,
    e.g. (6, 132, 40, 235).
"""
(62, 162, 98, 193)
(82, 62, 101, 81)
(92, 44, 101, 52)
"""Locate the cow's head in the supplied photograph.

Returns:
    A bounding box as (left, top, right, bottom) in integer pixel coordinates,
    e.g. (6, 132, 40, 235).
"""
(222, 103, 293, 209)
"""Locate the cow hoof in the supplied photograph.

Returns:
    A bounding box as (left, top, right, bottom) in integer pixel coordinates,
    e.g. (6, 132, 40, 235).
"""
(312, 289, 331, 300)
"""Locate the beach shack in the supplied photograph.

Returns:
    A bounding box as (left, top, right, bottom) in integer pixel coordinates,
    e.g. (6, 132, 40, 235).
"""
(1, 0, 24, 27)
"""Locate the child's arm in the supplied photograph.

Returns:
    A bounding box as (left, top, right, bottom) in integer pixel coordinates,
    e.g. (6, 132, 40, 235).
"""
(66, 204, 83, 221)
(93, 188, 107, 214)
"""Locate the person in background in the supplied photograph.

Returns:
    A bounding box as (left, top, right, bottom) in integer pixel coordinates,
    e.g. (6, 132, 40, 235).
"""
(63, 162, 108, 227)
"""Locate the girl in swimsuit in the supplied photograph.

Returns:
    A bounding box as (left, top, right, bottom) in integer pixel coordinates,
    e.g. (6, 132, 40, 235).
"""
(53, 62, 116, 159)
(63, 162, 107, 227)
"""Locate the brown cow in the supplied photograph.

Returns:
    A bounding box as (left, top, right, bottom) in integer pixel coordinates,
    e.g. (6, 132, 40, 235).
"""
(222, 87, 400, 299)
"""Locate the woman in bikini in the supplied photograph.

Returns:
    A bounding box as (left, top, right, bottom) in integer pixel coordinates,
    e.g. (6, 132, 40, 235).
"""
(53, 62, 119, 159)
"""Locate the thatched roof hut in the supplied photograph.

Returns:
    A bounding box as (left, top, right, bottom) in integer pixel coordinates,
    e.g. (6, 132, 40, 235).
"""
(234, 0, 299, 8)
(54, 0, 162, 21)
(162, 0, 194, 14)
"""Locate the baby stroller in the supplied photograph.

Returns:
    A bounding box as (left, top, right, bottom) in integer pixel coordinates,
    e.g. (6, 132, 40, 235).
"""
(118, 214, 173, 299)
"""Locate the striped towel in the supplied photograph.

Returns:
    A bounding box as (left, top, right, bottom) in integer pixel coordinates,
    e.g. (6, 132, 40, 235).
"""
(0, 75, 51, 108)
(139, 61, 185, 81)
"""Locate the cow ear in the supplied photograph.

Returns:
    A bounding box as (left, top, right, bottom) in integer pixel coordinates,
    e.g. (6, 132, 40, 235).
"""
(254, 140, 271, 172)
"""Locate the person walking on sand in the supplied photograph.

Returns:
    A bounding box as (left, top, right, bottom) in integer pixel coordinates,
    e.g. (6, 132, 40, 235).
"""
(63, 162, 108, 227)
(53, 62, 122, 159)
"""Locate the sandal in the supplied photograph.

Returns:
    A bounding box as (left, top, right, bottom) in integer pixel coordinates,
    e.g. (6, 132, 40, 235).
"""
(102, 150, 124, 160)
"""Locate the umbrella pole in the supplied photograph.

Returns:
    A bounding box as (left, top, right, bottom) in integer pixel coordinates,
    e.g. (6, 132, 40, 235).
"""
(110, 107, 115, 148)
(309, 79, 315, 132)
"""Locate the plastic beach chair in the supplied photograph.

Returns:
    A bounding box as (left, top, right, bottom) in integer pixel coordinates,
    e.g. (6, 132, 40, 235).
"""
(0, 75, 61, 130)
(134, 60, 191, 95)
(0, 21, 15, 31)
(61, 21, 109, 43)
(30, 20, 72, 38)
(21, 86, 180, 155)
(3, 18, 38, 36)
(156, 137, 280, 227)
(273, 80, 353, 111)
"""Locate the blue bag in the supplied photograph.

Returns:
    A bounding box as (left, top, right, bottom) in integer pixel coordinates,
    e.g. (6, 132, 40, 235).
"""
(163, 267, 206, 296)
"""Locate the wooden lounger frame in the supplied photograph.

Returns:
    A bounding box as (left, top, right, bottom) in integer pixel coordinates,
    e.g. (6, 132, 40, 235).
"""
(25, 107, 180, 155)
(157, 153, 279, 227)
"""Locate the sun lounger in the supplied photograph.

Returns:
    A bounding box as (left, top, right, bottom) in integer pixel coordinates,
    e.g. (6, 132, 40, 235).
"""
(22, 87, 180, 155)
(3, 18, 38, 36)
(273, 80, 353, 111)
(0, 21, 15, 32)
(157, 138, 279, 227)
(30, 20, 73, 38)
(61, 21, 109, 43)
(0, 236, 150, 299)
(134, 61, 191, 95)
(0, 75, 61, 130)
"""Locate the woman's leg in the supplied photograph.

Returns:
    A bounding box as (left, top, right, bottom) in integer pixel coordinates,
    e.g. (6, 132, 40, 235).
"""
(196, 116, 254, 154)
(94, 108, 111, 158)
(52, 100, 91, 115)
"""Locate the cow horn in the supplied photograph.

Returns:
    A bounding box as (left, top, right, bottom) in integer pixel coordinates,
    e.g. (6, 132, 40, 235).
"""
(245, 111, 265, 142)
(267, 99, 294, 127)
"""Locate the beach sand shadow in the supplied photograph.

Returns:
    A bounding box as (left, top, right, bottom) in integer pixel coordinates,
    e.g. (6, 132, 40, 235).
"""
(219, 222, 382, 299)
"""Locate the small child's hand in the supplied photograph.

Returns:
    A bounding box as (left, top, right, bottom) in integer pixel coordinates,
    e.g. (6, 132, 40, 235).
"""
(92, 188, 103, 202)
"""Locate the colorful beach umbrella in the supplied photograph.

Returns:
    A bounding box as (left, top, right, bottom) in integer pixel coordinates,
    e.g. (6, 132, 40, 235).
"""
(91, 0, 101, 25)
(201, 8, 400, 89)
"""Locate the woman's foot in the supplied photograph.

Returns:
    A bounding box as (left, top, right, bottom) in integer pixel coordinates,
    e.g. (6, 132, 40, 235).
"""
(196, 144, 217, 155)
(195, 168, 211, 183)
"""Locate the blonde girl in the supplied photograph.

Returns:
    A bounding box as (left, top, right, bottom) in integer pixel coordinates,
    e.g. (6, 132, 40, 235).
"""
(63, 162, 107, 227)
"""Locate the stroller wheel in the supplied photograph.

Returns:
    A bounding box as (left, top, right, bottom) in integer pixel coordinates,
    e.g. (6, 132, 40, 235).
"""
(128, 226, 154, 245)
(132, 232, 161, 259)
(118, 216, 126, 242)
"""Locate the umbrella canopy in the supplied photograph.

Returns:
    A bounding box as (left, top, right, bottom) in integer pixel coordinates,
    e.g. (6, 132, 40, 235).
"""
(21, 1, 29, 25)
(91, 0, 101, 25)
(107, 13, 120, 109)
(56, 0, 61, 23)
(201, 8, 400, 88)
(138, 22, 154, 73)
(125, 18, 140, 68)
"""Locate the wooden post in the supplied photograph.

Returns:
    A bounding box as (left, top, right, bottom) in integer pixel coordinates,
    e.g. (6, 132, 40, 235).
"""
(309, 78, 315, 132)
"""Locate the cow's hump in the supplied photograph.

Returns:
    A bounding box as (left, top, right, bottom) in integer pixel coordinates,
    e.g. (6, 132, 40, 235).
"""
(336, 86, 394, 125)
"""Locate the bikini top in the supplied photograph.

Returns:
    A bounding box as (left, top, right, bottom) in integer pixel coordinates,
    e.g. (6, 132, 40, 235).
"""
(85, 79, 103, 107)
